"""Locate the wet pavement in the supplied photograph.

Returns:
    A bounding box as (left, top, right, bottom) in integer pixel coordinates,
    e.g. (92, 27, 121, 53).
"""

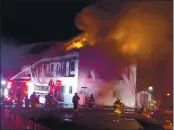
(8, 107, 141, 130)
(3, 103, 136, 112)
(2, 104, 172, 130)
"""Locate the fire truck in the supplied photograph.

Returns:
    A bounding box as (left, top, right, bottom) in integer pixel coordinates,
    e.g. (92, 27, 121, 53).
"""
(3, 61, 61, 105)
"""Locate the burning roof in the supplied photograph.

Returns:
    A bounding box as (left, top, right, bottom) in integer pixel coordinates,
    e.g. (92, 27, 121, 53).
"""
(64, 33, 92, 51)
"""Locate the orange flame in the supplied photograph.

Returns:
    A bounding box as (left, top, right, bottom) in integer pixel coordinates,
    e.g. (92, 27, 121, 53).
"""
(65, 33, 91, 51)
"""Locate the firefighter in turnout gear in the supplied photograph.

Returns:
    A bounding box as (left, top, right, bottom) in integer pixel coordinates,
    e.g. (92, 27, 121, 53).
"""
(138, 104, 146, 114)
(25, 95, 30, 108)
(30, 92, 37, 108)
(88, 94, 95, 109)
(113, 97, 124, 122)
(113, 97, 124, 112)
(72, 93, 80, 111)
(45, 92, 53, 111)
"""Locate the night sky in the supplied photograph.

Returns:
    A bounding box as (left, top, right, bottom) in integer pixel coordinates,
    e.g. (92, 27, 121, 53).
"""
(1, 1, 94, 77)
(2, 1, 94, 43)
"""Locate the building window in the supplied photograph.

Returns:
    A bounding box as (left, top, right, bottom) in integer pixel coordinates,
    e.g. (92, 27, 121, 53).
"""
(36, 68, 39, 77)
(113, 90, 116, 97)
(69, 86, 73, 94)
(45, 64, 50, 77)
(43, 64, 47, 70)
(56, 63, 61, 76)
(61, 85, 65, 93)
(51, 64, 54, 71)
(43, 64, 48, 77)
(50, 64, 54, 77)
(69, 60, 75, 77)
(61, 61, 66, 77)
(66, 61, 70, 76)
(70, 60, 75, 71)
(40, 66, 43, 77)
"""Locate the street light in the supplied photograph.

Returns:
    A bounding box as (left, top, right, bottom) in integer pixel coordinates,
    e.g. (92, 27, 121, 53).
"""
(148, 86, 153, 92)
(166, 93, 170, 96)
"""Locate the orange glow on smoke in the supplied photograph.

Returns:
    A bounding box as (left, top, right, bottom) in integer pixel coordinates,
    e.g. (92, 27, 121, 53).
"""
(122, 43, 138, 55)
(74, 1, 172, 61)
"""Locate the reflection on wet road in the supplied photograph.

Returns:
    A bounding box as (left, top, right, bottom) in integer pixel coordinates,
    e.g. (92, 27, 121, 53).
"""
(2, 104, 173, 130)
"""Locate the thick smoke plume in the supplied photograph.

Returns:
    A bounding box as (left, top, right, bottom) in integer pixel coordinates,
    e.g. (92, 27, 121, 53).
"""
(75, 1, 172, 62)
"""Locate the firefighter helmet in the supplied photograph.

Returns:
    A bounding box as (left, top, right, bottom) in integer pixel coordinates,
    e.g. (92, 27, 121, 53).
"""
(117, 97, 121, 100)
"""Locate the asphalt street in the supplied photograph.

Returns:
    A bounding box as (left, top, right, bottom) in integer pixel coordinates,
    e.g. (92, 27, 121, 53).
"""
(3, 106, 168, 130)
(9, 107, 141, 130)
(2, 104, 172, 130)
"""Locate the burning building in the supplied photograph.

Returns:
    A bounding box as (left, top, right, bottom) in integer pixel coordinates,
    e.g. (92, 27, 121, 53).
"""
(11, 33, 137, 107)
(4, 1, 172, 108)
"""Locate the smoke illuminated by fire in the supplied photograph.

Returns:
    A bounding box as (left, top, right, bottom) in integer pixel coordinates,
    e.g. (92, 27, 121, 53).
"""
(75, 1, 172, 61)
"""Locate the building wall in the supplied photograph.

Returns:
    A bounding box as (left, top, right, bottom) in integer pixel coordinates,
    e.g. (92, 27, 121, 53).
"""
(16, 48, 137, 106)
(77, 77, 136, 107)
(77, 47, 137, 107)
(30, 52, 79, 103)
(137, 91, 152, 108)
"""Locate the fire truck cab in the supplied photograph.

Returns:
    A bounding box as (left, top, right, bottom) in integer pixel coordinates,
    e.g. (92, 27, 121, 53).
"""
(5, 67, 49, 104)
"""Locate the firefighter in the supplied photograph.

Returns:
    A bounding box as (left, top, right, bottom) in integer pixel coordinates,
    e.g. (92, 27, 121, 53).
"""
(113, 97, 124, 122)
(55, 80, 61, 99)
(30, 92, 37, 108)
(36, 95, 40, 108)
(25, 95, 30, 108)
(16, 87, 22, 101)
(138, 104, 146, 114)
(45, 92, 52, 103)
(88, 94, 95, 109)
(72, 93, 80, 111)
(49, 79, 55, 96)
(45, 92, 53, 111)
(113, 97, 124, 112)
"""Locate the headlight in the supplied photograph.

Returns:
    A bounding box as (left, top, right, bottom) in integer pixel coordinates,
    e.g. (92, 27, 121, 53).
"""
(1, 80, 6, 85)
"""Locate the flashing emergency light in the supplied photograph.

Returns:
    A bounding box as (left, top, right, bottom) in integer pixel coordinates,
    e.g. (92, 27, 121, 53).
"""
(26, 81, 29, 86)
(1, 80, 6, 85)
(7, 97, 11, 100)
(7, 81, 12, 89)
(7, 81, 12, 86)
